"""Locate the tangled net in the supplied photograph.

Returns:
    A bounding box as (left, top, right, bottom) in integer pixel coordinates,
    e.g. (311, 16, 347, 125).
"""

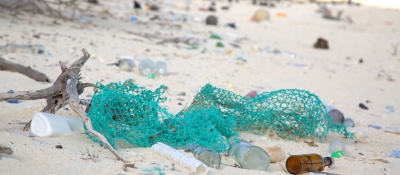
(85, 79, 352, 152)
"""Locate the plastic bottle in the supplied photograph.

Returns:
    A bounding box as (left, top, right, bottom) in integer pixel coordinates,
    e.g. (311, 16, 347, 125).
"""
(286, 154, 334, 174)
(322, 102, 344, 125)
(138, 59, 155, 76)
(329, 140, 347, 158)
(1, 44, 45, 54)
(184, 144, 221, 169)
(227, 138, 271, 171)
(343, 118, 355, 127)
(155, 61, 167, 75)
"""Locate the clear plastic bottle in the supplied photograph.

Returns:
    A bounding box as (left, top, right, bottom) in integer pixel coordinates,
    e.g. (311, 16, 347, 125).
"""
(1, 44, 45, 54)
(286, 154, 334, 174)
(329, 140, 347, 157)
(155, 61, 167, 75)
(184, 144, 221, 169)
(227, 138, 271, 171)
(343, 118, 355, 127)
(138, 59, 155, 76)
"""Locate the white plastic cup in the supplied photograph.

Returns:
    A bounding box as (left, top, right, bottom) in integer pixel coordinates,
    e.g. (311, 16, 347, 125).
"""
(28, 112, 83, 137)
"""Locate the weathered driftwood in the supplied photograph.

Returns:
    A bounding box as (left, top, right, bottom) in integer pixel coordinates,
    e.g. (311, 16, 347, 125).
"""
(0, 48, 130, 163)
(0, 56, 50, 82)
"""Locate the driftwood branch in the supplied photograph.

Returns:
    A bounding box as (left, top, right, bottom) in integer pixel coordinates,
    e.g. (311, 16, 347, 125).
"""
(0, 48, 129, 163)
(66, 63, 129, 162)
(0, 56, 50, 82)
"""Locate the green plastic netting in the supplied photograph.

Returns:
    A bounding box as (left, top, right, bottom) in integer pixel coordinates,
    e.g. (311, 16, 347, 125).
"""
(85, 79, 353, 152)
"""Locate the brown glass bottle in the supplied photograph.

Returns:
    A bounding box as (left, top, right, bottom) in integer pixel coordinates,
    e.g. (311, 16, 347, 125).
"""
(286, 154, 334, 174)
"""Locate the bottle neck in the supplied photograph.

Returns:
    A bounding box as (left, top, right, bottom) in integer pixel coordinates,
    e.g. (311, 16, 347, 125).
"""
(323, 157, 335, 167)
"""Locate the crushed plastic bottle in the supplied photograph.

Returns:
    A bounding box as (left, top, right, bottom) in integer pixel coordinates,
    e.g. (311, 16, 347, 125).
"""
(227, 138, 271, 171)
(184, 144, 221, 169)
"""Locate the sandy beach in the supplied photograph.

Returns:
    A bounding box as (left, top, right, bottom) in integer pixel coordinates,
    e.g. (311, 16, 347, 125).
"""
(0, 0, 399, 174)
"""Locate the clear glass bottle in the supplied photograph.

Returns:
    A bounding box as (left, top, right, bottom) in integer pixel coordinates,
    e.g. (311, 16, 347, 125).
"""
(286, 154, 334, 174)
(138, 59, 155, 76)
(184, 144, 221, 169)
(155, 61, 167, 75)
(227, 138, 271, 171)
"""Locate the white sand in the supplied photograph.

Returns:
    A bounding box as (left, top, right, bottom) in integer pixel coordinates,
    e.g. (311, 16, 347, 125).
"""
(1, 1, 399, 174)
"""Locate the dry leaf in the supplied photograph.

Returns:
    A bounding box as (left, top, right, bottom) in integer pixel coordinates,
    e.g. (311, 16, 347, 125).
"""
(372, 159, 390, 163)
(304, 140, 318, 147)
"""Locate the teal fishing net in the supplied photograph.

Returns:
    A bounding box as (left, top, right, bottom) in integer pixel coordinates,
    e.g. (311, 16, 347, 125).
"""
(85, 79, 352, 152)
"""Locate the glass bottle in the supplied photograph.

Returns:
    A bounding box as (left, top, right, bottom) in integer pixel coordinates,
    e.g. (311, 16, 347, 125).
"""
(138, 59, 155, 76)
(155, 61, 167, 75)
(184, 144, 221, 169)
(286, 154, 334, 174)
(227, 138, 271, 171)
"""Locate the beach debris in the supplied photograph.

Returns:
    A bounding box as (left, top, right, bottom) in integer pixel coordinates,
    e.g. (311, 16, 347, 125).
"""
(133, 0, 141, 9)
(319, 5, 343, 20)
(304, 140, 318, 147)
(343, 118, 355, 127)
(206, 15, 218, 25)
(0, 44, 44, 54)
(372, 159, 390, 163)
(386, 105, 394, 113)
(391, 42, 400, 56)
(157, 36, 205, 46)
(225, 23, 236, 29)
(0, 56, 50, 82)
(27, 112, 83, 137)
(368, 125, 400, 134)
(55, 145, 63, 149)
(123, 163, 136, 171)
(390, 150, 400, 158)
(155, 61, 168, 75)
(6, 90, 18, 104)
(359, 58, 363, 64)
(314, 38, 329, 49)
(228, 139, 271, 170)
(329, 140, 347, 157)
(216, 42, 224, 48)
(177, 92, 186, 96)
(236, 56, 246, 62)
(184, 144, 221, 169)
(265, 146, 286, 163)
(208, 1, 216, 12)
(245, 90, 258, 98)
(152, 142, 208, 175)
(286, 154, 334, 174)
(0, 145, 13, 155)
(359, 103, 368, 110)
(276, 12, 287, 18)
(378, 70, 395, 81)
(251, 9, 270, 22)
(81, 147, 99, 162)
(210, 34, 222, 40)
(221, 5, 230, 10)
(0, 49, 130, 163)
(108, 59, 136, 72)
(324, 104, 344, 124)
(138, 59, 155, 76)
